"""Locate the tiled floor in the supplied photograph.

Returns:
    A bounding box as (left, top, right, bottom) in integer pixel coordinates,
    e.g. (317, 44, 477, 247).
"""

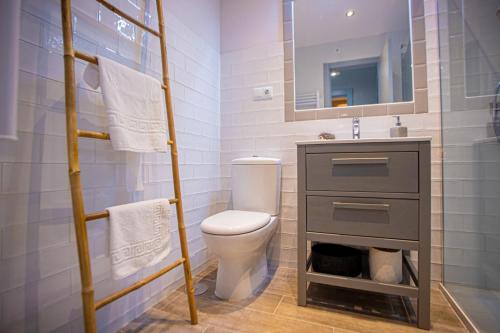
(445, 283, 500, 333)
(120, 263, 467, 333)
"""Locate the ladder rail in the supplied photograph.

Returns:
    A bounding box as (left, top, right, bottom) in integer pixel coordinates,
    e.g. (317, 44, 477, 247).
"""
(61, 1, 96, 331)
(155, 0, 198, 322)
(60, 0, 199, 331)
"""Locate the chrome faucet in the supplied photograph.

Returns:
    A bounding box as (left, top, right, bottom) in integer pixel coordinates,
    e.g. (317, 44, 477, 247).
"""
(352, 117, 360, 139)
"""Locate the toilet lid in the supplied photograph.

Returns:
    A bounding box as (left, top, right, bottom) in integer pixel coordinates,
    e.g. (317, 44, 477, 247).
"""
(200, 210, 271, 235)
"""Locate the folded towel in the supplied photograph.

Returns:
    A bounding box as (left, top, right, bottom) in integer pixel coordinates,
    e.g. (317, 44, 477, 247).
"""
(107, 199, 171, 280)
(84, 56, 169, 152)
(83, 56, 169, 191)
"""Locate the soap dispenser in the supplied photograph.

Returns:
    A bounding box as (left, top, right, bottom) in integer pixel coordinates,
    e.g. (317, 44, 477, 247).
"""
(390, 116, 408, 138)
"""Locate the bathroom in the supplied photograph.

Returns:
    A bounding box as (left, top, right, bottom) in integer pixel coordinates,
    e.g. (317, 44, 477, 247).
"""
(0, 0, 499, 332)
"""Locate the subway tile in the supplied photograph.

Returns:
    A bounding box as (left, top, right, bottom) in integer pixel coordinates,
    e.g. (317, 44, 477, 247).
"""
(362, 104, 387, 117)
(412, 0, 425, 17)
(415, 89, 429, 113)
(413, 41, 427, 65)
(414, 65, 428, 89)
(1, 218, 71, 259)
(294, 110, 316, 121)
(2, 163, 69, 194)
(412, 17, 426, 41)
(387, 102, 415, 115)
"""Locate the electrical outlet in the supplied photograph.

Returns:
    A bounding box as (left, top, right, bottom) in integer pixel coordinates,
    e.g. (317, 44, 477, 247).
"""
(253, 86, 273, 101)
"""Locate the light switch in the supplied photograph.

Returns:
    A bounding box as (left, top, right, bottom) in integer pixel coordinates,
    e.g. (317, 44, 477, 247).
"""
(253, 86, 273, 101)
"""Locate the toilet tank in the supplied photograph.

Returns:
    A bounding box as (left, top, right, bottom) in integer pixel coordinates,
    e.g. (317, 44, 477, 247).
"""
(232, 157, 281, 215)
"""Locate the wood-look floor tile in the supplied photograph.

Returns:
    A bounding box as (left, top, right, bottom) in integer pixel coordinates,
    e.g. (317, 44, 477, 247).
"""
(430, 302, 465, 328)
(256, 274, 297, 297)
(121, 265, 467, 333)
(430, 287, 449, 306)
(275, 296, 466, 333)
(203, 325, 243, 333)
(154, 287, 333, 333)
(307, 283, 411, 322)
(195, 277, 284, 314)
(117, 308, 207, 333)
(193, 263, 218, 283)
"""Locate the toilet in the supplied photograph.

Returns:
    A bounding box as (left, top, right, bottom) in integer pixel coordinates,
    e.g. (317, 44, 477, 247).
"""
(201, 157, 281, 300)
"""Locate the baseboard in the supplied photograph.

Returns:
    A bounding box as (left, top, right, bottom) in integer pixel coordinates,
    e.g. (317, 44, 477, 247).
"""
(439, 283, 480, 333)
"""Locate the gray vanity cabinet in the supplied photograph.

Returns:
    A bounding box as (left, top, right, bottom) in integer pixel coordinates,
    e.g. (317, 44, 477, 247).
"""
(297, 138, 431, 330)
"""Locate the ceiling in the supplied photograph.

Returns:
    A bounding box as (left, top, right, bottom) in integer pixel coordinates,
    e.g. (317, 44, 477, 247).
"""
(294, 0, 410, 48)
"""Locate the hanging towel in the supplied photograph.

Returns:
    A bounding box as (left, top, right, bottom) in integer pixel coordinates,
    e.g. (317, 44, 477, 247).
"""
(83, 56, 169, 191)
(107, 199, 171, 280)
(0, 1, 21, 140)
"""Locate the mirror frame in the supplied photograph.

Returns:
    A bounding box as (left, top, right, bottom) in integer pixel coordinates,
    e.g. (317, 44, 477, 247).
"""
(283, 0, 429, 122)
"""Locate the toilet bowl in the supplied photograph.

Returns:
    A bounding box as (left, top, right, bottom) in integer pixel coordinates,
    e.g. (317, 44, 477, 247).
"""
(200, 157, 281, 301)
(201, 211, 278, 300)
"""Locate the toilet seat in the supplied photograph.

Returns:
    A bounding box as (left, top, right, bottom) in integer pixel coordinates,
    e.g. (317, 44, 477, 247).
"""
(200, 210, 271, 236)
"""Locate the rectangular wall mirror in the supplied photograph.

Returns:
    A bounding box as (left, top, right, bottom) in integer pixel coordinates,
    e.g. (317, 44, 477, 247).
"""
(294, 0, 413, 110)
(283, 0, 428, 121)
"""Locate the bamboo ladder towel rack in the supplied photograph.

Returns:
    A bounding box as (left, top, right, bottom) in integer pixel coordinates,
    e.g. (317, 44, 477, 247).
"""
(60, 0, 198, 331)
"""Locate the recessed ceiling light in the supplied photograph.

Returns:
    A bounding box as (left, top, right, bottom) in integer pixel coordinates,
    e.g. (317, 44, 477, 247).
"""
(330, 70, 340, 77)
(346, 9, 355, 17)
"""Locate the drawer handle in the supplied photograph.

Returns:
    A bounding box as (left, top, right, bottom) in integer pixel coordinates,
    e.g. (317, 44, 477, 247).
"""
(331, 157, 389, 166)
(332, 202, 390, 212)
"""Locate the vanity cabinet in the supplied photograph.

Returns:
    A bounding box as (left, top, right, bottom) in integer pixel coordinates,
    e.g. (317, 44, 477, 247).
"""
(297, 138, 431, 330)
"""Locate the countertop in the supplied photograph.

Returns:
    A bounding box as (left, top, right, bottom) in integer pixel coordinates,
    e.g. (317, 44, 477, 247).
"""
(296, 136, 432, 145)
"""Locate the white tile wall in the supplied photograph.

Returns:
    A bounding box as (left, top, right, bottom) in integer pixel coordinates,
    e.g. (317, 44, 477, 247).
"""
(0, 0, 220, 332)
(219, 0, 444, 281)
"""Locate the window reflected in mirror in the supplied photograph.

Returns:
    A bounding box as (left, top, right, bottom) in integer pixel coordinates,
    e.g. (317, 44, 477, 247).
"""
(294, 0, 413, 110)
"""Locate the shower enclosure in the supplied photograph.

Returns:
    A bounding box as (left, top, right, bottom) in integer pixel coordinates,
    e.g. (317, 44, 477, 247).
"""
(438, 0, 500, 332)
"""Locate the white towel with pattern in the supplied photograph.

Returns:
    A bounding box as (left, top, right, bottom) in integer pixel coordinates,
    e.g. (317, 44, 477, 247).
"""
(84, 56, 169, 152)
(107, 199, 171, 280)
(83, 56, 169, 192)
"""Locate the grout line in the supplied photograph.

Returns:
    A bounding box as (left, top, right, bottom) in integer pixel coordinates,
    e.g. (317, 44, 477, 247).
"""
(272, 295, 284, 315)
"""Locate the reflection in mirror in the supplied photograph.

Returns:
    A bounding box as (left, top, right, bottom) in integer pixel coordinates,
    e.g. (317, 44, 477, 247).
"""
(463, 0, 500, 97)
(294, 0, 413, 110)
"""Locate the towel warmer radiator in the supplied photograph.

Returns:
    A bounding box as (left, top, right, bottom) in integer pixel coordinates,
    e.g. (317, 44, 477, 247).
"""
(60, 0, 198, 331)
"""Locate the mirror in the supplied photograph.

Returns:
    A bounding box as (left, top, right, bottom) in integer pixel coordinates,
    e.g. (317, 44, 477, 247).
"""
(293, 0, 413, 110)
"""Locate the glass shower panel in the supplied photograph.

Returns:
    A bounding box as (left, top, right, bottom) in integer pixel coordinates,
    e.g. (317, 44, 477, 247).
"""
(439, 0, 500, 332)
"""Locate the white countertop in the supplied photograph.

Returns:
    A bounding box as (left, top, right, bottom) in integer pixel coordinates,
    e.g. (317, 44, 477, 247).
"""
(296, 136, 432, 145)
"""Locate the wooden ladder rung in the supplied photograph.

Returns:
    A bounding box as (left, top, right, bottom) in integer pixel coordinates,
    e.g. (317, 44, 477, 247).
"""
(75, 50, 97, 64)
(94, 257, 185, 310)
(77, 129, 172, 145)
(96, 0, 160, 37)
(85, 198, 179, 222)
(77, 129, 110, 140)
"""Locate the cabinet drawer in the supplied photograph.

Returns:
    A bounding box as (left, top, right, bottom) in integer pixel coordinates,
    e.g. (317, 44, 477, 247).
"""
(307, 196, 419, 240)
(306, 152, 419, 193)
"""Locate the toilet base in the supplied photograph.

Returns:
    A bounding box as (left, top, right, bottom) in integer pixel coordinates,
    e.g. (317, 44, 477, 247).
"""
(214, 252, 268, 301)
